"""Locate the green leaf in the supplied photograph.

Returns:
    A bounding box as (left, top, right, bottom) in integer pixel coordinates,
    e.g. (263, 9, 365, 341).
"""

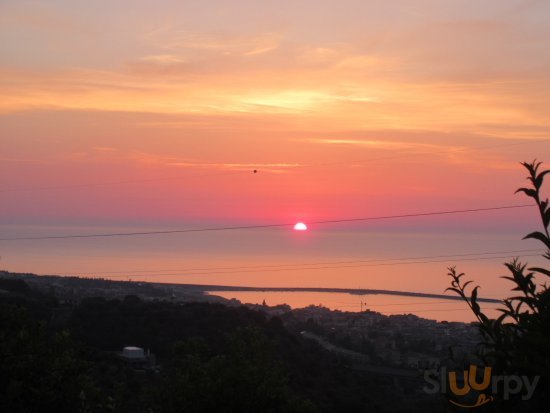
(534, 169, 550, 189)
(479, 312, 489, 324)
(463, 280, 473, 290)
(543, 207, 550, 229)
(521, 161, 540, 177)
(523, 231, 550, 249)
(471, 286, 481, 315)
(496, 309, 510, 317)
(515, 187, 537, 198)
(528, 267, 550, 277)
(471, 286, 479, 301)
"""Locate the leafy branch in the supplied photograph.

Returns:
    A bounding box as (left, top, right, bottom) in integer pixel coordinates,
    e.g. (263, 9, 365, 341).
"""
(446, 160, 550, 382)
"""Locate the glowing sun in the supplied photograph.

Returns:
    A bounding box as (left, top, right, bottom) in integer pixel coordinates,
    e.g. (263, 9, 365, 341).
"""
(294, 222, 308, 231)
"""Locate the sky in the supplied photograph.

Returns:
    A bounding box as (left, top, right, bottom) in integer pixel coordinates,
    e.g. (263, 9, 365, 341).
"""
(1, 1, 550, 317)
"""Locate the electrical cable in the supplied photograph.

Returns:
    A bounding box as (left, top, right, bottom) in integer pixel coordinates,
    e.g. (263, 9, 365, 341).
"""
(0, 204, 533, 241)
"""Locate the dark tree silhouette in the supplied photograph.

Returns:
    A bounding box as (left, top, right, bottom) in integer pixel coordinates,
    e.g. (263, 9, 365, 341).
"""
(447, 160, 550, 410)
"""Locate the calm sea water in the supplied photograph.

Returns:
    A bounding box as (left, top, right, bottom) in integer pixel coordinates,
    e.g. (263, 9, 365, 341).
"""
(2, 224, 538, 323)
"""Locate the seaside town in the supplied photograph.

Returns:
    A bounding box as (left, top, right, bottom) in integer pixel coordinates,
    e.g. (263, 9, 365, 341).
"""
(1, 270, 480, 373)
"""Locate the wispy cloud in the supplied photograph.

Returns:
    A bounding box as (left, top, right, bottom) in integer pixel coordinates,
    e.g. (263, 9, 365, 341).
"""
(93, 146, 118, 152)
(144, 28, 282, 57)
(168, 162, 301, 174)
(303, 138, 458, 152)
(128, 152, 301, 173)
(1, 1, 549, 138)
(138, 54, 186, 64)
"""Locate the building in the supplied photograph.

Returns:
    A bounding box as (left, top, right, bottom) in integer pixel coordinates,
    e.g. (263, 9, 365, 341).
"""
(119, 346, 157, 371)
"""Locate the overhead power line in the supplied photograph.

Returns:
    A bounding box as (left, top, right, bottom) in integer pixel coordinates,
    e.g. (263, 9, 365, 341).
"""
(54, 248, 543, 277)
(334, 300, 502, 308)
(75, 253, 542, 278)
(384, 307, 498, 314)
(0, 204, 533, 242)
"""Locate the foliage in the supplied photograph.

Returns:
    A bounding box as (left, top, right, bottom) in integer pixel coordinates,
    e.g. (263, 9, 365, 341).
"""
(0, 284, 440, 412)
(154, 327, 317, 413)
(0, 303, 97, 413)
(446, 160, 550, 408)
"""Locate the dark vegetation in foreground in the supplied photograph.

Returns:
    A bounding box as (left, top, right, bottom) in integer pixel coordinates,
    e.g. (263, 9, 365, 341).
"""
(0, 278, 443, 413)
(447, 160, 550, 412)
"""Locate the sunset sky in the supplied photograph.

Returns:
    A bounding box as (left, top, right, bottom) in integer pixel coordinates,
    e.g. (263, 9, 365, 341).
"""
(1, 1, 550, 313)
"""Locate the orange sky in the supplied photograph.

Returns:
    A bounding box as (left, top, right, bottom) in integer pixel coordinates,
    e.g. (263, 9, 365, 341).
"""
(1, 1, 550, 311)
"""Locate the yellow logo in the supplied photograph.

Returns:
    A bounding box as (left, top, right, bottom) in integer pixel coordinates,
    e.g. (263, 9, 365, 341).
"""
(448, 365, 494, 408)
(423, 364, 539, 405)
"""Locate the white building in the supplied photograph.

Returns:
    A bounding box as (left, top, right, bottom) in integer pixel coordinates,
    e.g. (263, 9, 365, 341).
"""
(122, 346, 145, 360)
